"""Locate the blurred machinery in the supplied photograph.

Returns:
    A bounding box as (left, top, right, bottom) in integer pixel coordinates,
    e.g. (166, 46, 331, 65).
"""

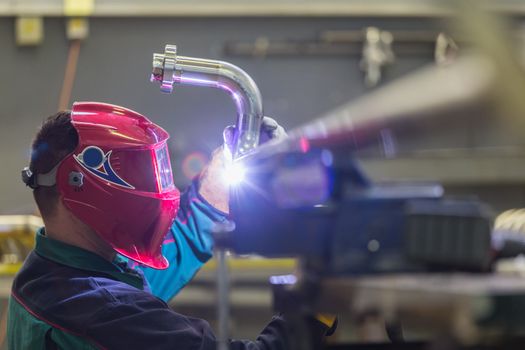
(224, 28, 460, 87)
(0, 216, 40, 276)
(0, 216, 41, 348)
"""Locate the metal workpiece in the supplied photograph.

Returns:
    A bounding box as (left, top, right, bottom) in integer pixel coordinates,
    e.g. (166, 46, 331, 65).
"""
(151, 44, 263, 158)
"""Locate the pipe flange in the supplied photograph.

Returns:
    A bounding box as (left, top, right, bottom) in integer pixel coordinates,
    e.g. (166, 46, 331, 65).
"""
(161, 44, 177, 93)
(151, 53, 165, 83)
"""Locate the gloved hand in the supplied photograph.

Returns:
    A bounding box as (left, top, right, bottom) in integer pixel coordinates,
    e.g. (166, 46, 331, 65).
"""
(222, 116, 287, 158)
(198, 117, 287, 213)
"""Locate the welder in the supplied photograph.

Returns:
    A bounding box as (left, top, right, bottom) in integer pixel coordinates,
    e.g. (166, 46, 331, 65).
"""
(8, 102, 335, 349)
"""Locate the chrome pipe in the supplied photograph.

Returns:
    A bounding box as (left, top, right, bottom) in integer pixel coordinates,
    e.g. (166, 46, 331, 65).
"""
(151, 44, 263, 158)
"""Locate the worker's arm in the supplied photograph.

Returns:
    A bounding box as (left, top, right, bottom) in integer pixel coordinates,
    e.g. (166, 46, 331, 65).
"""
(138, 177, 228, 301)
(85, 289, 333, 350)
(230, 315, 335, 350)
(138, 117, 286, 301)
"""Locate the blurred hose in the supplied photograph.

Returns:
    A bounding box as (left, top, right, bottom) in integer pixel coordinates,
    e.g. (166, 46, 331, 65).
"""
(58, 40, 81, 111)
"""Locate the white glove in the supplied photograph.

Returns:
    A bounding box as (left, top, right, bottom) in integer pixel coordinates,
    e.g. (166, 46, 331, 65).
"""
(222, 116, 287, 157)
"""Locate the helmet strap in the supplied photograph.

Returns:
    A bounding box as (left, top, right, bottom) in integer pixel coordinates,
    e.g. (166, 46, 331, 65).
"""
(21, 162, 60, 189)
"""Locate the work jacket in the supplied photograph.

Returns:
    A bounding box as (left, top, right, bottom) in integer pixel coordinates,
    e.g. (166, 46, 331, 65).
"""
(8, 183, 330, 349)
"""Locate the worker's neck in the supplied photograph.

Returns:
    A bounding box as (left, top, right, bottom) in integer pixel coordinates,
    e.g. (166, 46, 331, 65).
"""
(43, 206, 116, 263)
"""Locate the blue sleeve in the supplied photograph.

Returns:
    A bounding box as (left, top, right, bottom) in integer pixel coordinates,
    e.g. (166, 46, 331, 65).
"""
(138, 180, 228, 302)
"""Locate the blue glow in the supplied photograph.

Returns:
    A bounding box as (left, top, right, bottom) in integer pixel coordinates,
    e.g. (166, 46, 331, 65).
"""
(269, 274, 297, 285)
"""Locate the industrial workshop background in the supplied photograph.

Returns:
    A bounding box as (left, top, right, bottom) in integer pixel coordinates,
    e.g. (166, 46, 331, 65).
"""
(1, 0, 525, 348)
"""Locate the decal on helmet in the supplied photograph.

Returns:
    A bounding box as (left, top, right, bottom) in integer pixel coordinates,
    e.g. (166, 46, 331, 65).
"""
(74, 146, 135, 189)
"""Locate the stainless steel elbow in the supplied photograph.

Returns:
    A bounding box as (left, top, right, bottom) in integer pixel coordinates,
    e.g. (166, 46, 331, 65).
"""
(151, 44, 263, 158)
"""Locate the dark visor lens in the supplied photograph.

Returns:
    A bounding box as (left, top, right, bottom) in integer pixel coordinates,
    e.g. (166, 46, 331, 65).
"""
(155, 145, 174, 192)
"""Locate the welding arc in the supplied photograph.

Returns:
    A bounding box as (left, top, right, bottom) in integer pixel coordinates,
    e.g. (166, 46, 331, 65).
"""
(58, 40, 81, 111)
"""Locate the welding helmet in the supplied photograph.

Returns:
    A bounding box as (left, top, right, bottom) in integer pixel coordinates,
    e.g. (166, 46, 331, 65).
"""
(23, 102, 179, 269)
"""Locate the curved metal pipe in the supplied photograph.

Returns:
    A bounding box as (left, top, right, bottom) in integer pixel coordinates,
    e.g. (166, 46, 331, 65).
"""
(151, 44, 263, 158)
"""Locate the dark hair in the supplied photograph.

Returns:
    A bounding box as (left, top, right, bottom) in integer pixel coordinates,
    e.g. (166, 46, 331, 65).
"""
(29, 111, 78, 218)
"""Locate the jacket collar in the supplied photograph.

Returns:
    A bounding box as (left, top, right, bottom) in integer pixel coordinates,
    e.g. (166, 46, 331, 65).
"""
(34, 227, 146, 290)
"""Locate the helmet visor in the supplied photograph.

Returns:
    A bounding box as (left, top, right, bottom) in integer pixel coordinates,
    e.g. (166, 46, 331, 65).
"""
(154, 145, 175, 192)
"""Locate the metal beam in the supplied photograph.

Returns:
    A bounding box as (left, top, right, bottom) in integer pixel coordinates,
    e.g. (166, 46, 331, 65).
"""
(1, 0, 525, 18)
(0, 0, 447, 17)
(239, 54, 497, 164)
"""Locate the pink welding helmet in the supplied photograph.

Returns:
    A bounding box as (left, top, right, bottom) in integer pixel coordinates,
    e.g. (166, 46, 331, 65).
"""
(57, 102, 179, 269)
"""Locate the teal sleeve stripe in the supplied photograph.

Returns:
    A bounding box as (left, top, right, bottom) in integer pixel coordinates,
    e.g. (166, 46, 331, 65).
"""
(140, 180, 228, 301)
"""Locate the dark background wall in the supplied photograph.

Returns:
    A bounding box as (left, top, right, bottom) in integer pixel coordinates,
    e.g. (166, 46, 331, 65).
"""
(0, 16, 522, 214)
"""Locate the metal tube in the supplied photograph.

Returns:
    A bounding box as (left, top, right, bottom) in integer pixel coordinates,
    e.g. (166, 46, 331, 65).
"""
(236, 53, 497, 163)
(151, 44, 263, 157)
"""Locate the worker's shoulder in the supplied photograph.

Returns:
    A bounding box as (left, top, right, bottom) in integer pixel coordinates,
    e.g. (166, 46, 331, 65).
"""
(12, 251, 169, 334)
(89, 273, 164, 306)
(13, 251, 155, 305)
